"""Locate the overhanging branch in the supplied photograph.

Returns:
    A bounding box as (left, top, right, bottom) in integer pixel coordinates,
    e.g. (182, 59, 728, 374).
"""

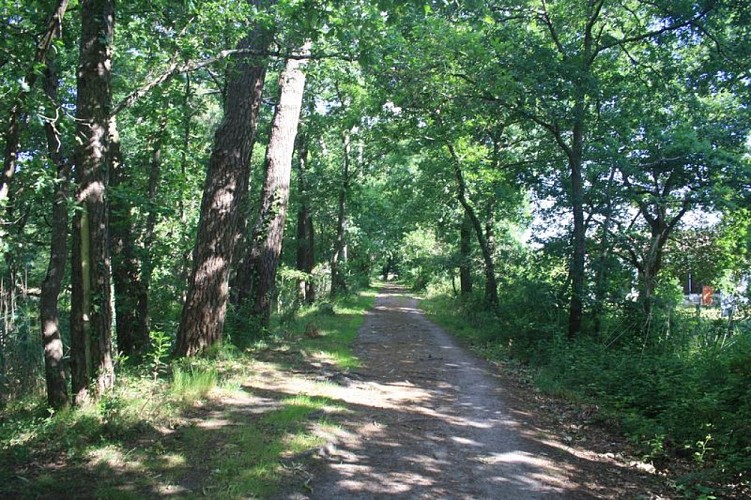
(112, 48, 351, 116)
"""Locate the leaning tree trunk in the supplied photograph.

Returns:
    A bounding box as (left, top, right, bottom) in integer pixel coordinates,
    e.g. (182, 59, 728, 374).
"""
(445, 141, 499, 309)
(176, 9, 272, 356)
(39, 55, 69, 409)
(638, 216, 671, 323)
(2, 1, 70, 383)
(295, 132, 315, 304)
(70, 0, 116, 403)
(234, 43, 311, 326)
(459, 211, 473, 296)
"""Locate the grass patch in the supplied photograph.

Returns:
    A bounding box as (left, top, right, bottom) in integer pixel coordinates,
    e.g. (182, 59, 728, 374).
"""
(263, 288, 377, 371)
(200, 394, 344, 498)
(0, 287, 377, 498)
(421, 291, 507, 360)
(170, 366, 218, 404)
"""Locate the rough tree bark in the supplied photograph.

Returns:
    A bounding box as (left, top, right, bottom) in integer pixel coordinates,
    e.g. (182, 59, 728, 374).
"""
(234, 43, 311, 326)
(70, 0, 116, 402)
(176, 8, 272, 356)
(295, 132, 316, 304)
(40, 55, 69, 409)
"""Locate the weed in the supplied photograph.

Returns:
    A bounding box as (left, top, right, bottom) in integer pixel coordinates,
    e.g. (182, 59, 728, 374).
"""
(147, 329, 173, 380)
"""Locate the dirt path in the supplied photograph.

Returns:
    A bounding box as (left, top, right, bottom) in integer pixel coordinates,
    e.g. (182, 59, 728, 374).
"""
(282, 285, 667, 499)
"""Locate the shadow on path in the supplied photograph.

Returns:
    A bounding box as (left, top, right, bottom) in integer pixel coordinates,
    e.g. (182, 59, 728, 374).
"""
(284, 285, 642, 499)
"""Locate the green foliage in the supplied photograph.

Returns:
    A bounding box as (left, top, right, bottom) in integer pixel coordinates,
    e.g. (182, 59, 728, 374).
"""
(0, 301, 44, 407)
(400, 226, 445, 291)
(425, 280, 751, 493)
(295, 290, 376, 370)
(3, 0, 751, 495)
(1, 287, 376, 497)
(146, 329, 173, 380)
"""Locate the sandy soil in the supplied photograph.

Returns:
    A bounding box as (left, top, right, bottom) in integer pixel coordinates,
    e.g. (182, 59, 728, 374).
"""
(278, 285, 670, 499)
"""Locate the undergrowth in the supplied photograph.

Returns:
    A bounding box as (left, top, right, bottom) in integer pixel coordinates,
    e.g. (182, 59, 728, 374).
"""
(0, 288, 377, 498)
(422, 287, 751, 498)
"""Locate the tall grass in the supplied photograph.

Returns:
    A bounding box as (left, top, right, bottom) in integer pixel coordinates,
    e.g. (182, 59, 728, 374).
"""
(170, 366, 217, 403)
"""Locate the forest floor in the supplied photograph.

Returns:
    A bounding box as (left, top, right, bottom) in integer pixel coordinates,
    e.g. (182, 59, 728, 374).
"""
(1, 285, 679, 498)
(271, 284, 672, 499)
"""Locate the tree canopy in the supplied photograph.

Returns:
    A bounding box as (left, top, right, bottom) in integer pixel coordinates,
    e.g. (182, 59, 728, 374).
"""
(1, 0, 750, 491)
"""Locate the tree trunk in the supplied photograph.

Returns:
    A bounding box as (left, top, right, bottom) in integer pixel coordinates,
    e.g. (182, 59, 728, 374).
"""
(176, 11, 272, 356)
(459, 211, 473, 296)
(177, 74, 193, 296)
(295, 132, 315, 304)
(638, 218, 670, 322)
(2, 1, 70, 376)
(39, 55, 69, 410)
(108, 117, 148, 359)
(445, 142, 499, 309)
(136, 123, 166, 351)
(484, 205, 497, 303)
(70, 0, 116, 402)
(234, 43, 310, 326)
(330, 130, 351, 299)
(109, 117, 165, 359)
(566, 95, 586, 339)
(592, 167, 617, 336)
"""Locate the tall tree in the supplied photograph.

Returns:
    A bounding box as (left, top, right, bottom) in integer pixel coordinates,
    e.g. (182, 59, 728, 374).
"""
(107, 117, 148, 358)
(234, 41, 311, 325)
(330, 127, 352, 298)
(459, 211, 473, 296)
(40, 54, 69, 409)
(475, 0, 718, 337)
(70, 0, 116, 402)
(176, 3, 273, 356)
(108, 112, 168, 359)
(617, 95, 748, 324)
(136, 120, 168, 352)
(294, 131, 316, 303)
(1, 0, 70, 360)
(445, 140, 499, 309)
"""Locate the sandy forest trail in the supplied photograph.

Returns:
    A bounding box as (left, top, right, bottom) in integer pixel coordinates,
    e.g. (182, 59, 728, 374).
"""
(281, 285, 666, 499)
